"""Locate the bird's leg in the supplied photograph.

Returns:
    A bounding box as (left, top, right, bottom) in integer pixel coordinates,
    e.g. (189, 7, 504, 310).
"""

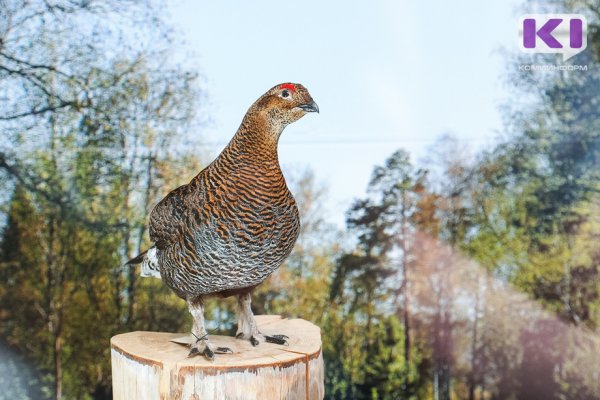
(187, 298, 213, 359)
(235, 292, 260, 345)
(187, 297, 232, 360)
(235, 293, 289, 346)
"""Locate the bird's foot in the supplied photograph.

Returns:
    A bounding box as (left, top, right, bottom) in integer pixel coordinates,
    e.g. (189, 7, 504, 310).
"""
(236, 332, 289, 346)
(265, 334, 289, 345)
(188, 336, 233, 360)
(188, 343, 233, 360)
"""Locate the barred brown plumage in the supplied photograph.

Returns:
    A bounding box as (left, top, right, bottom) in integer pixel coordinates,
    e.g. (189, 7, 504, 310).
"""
(127, 83, 319, 360)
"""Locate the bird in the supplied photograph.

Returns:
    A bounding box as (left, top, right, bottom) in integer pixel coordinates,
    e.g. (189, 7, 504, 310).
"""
(127, 83, 319, 360)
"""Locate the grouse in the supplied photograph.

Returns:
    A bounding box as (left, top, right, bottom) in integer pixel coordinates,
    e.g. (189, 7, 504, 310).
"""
(128, 83, 319, 360)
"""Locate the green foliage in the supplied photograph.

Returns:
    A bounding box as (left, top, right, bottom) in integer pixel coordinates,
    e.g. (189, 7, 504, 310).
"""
(0, 1, 201, 398)
(1, 0, 600, 399)
(321, 2, 600, 397)
(326, 150, 429, 399)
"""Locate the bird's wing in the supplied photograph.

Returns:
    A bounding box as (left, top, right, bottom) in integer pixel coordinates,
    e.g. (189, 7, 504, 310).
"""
(149, 183, 196, 250)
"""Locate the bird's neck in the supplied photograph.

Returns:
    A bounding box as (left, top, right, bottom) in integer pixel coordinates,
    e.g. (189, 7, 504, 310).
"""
(227, 112, 283, 165)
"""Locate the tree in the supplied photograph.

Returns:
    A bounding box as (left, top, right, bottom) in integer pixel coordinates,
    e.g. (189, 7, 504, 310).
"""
(0, 1, 203, 398)
(327, 150, 427, 399)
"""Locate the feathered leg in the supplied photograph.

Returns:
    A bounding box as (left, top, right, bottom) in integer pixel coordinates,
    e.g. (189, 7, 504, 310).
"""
(187, 297, 232, 360)
(235, 292, 288, 346)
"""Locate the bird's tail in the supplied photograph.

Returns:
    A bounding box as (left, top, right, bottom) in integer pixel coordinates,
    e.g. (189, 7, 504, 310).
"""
(126, 247, 161, 278)
(126, 249, 148, 265)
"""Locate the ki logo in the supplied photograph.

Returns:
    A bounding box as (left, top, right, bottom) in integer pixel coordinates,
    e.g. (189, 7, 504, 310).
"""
(518, 14, 587, 61)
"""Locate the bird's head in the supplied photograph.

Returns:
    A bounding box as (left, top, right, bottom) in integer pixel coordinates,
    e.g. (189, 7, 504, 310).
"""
(252, 83, 319, 128)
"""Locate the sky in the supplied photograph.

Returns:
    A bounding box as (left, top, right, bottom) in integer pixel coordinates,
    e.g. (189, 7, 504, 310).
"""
(167, 0, 522, 226)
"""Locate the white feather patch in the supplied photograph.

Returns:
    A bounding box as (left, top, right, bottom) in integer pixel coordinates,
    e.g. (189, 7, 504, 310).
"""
(141, 247, 161, 279)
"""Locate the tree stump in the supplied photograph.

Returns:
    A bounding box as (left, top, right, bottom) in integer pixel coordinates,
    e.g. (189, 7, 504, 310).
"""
(110, 315, 324, 400)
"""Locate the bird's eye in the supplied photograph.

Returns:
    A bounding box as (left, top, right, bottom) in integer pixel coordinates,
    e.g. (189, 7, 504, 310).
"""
(281, 89, 290, 99)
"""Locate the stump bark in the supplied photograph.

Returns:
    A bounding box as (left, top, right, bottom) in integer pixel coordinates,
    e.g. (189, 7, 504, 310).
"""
(110, 315, 324, 400)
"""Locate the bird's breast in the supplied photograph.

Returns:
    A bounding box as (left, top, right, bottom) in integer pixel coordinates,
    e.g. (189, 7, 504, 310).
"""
(200, 163, 300, 256)
(159, 152, 301, 297)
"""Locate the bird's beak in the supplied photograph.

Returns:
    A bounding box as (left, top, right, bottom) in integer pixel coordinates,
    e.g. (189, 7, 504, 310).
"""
(298, 100, 319, 113)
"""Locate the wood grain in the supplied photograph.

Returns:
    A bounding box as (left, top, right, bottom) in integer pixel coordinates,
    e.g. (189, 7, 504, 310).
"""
(111, 315, 324, 400)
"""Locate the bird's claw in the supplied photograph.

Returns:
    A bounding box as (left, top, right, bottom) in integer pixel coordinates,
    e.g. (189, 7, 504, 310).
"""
(237, 332, 290, 346)
(236, 332, 261, 346)
(188, 345, 215, 361)
(188, 347, 200, 357)
(265, 334, 289, 345)
(188, 343, 232, 360)
(215, 346, 233, 354)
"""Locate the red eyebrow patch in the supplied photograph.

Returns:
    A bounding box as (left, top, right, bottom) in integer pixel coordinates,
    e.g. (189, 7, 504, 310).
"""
(279, 83, 296, 93)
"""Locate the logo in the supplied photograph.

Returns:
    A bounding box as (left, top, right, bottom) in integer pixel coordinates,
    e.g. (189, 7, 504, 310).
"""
(518, 14, 587, 61)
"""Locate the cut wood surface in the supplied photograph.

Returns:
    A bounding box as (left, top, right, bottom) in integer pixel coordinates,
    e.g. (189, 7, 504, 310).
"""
(111, 315, 324, 400)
